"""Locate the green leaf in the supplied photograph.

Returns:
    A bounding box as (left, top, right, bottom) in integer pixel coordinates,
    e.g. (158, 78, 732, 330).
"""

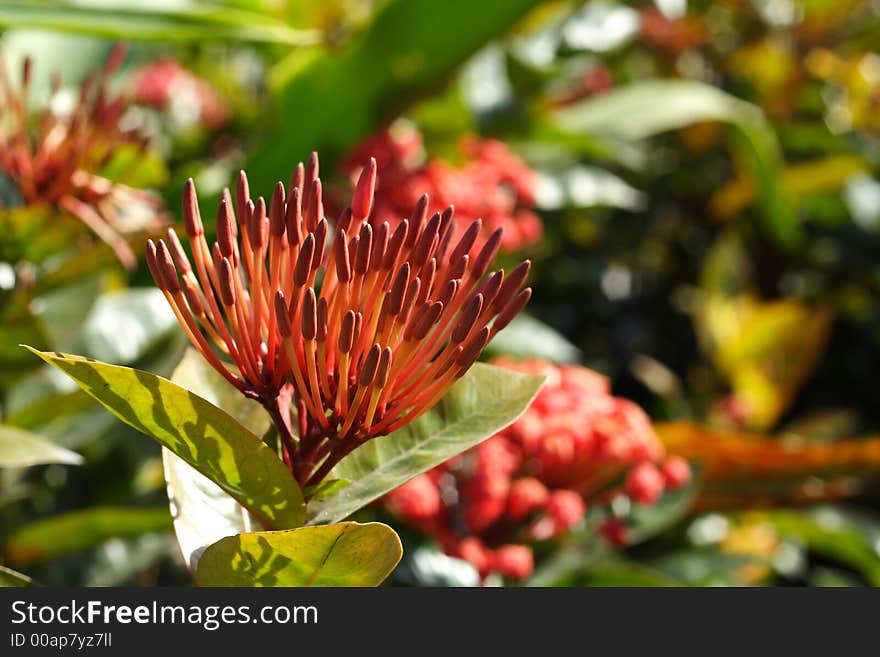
(0, 565, 36, 587)
(485, 313, 581, 363)
(308, 363, 544, 525)
(552, 79, 763, 140)
(249, 0, 541, 187)
(0, 2, 321, 46)
(0, 291, 49, 384)
(0, 424, 82, 467)
(5, 507, 171, 566)
(197, 522, 402, 587)
(24, 347, 305, 530)
(648, 548, 757, 586)
(763, 507, 880, 586)
(552, 79, 800, 249)
(302, 478, 350, 501)
(164, 349, 272, 571)
(572, 562, 681, 587)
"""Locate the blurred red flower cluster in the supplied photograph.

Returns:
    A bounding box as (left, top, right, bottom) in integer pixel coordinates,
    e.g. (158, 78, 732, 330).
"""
(341, 125, 542, 254)
(132, 58, 229, 129)
(385, 358, 691, 581)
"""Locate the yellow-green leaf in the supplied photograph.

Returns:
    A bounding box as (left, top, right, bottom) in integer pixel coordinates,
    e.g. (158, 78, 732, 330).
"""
(24, 347, 305, 530)
(165, 349, 272, 571)
(196, 522, 402, 587)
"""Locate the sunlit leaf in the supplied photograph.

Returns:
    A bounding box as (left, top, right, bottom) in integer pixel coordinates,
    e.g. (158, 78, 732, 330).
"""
(553, 79, 763, 140)
(165, 349, 272, 571)
(197, 522, 402, 587)
(5, 507, 171, 566)
(718, 300, 833, 430)
(696, 231, 834, 429)
(307, 363, 544, 525)
(0, 2, 321, 46)
(0, 424, 82, 468)
(25, 347, 305, 530)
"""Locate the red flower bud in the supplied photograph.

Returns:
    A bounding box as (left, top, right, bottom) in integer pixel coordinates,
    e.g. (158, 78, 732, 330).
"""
(661, 456, 691, 490)
(492, 545, 534, 581)
(625, 462, 665, 505)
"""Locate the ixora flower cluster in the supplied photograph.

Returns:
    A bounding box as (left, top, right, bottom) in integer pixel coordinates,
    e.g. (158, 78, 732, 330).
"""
(341, 125, 542, 254)
(147, 154, 532, 488)
(0, 45, 163, 267)
(385, 358, 691, 581)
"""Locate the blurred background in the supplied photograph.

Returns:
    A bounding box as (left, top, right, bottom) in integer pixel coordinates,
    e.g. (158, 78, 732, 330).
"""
(2, 0, 880, 587)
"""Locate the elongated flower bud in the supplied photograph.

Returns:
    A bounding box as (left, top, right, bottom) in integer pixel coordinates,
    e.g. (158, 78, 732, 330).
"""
(352, 158, 376, 222)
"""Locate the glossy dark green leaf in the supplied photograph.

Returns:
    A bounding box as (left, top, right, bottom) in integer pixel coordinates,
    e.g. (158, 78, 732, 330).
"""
(25, 347, 305, 530)
(5, 507, 171, 566)
(307, 363, 544, 525)
(197, 522, 402, 587)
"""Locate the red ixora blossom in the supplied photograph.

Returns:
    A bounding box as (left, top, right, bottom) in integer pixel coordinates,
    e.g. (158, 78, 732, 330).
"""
(147, 153, 532, 488)
(385, 358, 692, 582)
(341, 125, 542, 254)
(0, 45, 164, 267)
(132, 58, 229, 130)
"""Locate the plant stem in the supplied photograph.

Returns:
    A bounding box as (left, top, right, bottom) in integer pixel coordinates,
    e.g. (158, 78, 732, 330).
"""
(264, 395, 298, 471)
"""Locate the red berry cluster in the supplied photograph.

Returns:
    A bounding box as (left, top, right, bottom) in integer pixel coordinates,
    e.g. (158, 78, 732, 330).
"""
(385, 358, 691, 581)
(341, 125, 542, 254)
